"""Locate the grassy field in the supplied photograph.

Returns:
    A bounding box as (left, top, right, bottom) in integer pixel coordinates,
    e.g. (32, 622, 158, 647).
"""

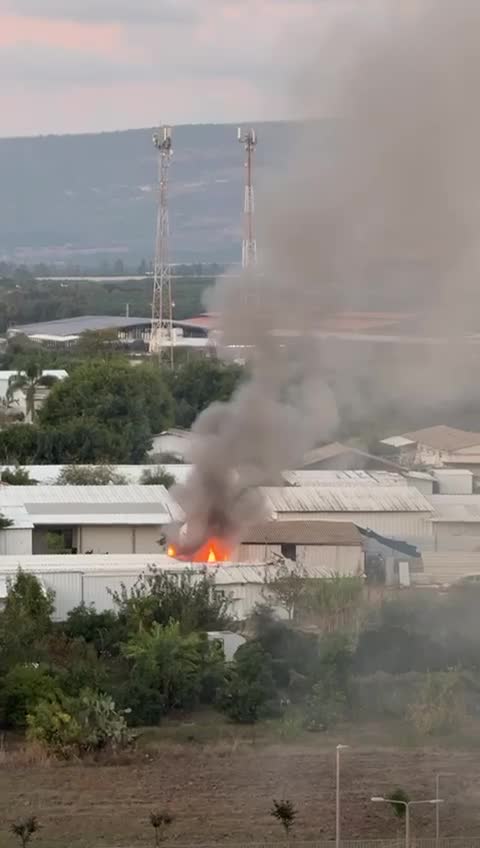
(1, 714, 480, 848)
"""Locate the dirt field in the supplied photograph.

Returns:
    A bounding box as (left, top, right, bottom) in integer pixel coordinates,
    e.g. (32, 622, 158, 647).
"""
(1, 720, 480, 848)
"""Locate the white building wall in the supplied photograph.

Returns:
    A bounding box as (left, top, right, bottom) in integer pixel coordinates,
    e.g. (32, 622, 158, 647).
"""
(79, 526, 134, 554)
(434, 522, 480, 552)
(273, 512, 432, 538)
(134, 526, 163, 554)
(299, 544, 363, 574)
(39, 571, 83, 621)
(237, 543, 362, 574)
(0, 529, 32, 555)
(407, 478, 434, 496)
(83, 573, 141, 612)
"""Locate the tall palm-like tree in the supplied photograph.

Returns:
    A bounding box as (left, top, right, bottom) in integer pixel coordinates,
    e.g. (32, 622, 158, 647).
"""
(7, 364, 58, 422)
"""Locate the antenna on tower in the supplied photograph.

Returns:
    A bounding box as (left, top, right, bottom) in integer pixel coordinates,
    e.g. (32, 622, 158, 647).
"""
(238, 127, 257, 269)
(149, 125, 174, 365)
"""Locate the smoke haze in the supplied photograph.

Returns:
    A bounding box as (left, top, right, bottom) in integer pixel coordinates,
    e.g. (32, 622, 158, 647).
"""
(171, 0, 480, 552)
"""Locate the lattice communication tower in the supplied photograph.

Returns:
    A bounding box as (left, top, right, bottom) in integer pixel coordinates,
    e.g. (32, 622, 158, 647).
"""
(150, 126, 174, 364)
(238, 127, 257, 269)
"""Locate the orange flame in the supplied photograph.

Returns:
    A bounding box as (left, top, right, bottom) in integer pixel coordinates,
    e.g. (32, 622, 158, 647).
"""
(167, 537, 232, 564)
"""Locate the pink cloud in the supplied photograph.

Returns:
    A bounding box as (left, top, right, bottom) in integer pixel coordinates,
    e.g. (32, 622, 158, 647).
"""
(0, 13, 122, 53)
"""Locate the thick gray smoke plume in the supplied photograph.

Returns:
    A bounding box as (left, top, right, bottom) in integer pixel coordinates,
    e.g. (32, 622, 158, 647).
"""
(171, 0, 480, 553)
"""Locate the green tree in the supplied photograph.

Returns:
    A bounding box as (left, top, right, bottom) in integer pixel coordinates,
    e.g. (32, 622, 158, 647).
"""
(0, 571, 54, 665)
(133, 363, 175, 434)
(7, 364, 59, 422)
(263, 560, 307, 621)
(123, 621, 208, 714)
(140, 466, 175, 487)
(56, 465, 127, 485)
(0, 664, 61, 728)
(113, 568, 232, 634)
(218, 642, 277, 723)
(0, 424, 41, 464)
(170, 359, 244, 428)
(39, 359, 173, 462)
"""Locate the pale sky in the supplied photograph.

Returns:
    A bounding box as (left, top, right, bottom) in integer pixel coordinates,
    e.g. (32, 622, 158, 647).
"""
(0, 0, 340, 137)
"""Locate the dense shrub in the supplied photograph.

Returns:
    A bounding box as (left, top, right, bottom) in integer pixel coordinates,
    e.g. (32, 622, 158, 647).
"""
(113, 568, 232, 634)
(218, 642, 277, 723)
(63, 605, 126, 656)
(27, 689, 133, 757)
(0, 664, 61, 728)
(123, 621, 222, 720)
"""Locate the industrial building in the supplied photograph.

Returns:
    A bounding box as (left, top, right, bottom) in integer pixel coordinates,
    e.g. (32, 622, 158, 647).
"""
(0, 485, 180, 555)
(282, 468, 435, 495)
(7, 316, 151, 347)
(236, 520, 363, 574)
(414, 552, 480, 586)
(381, 425, 480, 469)
(260, 486, 433, 539)
(0, 555, 337, 622)
(428, 494, 480, 552)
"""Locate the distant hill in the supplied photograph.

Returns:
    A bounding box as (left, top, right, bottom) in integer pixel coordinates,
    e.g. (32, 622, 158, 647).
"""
(0, 122, 307, 266)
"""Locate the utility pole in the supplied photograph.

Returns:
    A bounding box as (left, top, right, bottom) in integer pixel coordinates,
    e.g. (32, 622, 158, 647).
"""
(149, 125, 174, 366)
(238, 127, 257, 269)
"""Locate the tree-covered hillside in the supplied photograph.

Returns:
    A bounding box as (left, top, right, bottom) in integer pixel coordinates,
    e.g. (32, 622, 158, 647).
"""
(0, 122, 304, 265)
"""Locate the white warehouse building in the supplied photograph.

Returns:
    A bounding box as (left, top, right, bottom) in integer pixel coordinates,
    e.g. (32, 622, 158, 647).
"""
(260, 486, 433, 539)
(0, 555, 354, 622)
(0, 485, 180, 556)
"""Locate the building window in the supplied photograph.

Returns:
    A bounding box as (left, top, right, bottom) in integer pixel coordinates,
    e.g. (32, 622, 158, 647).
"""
(280, 543, 297, 561)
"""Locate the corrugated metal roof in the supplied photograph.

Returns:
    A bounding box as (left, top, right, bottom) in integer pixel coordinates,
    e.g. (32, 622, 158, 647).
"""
(211, 563, 340, 584)
(8, 316, 151, 337)
(0, 485, 181, 524)
(282, 470, 406, 487)
(261, 486, 433, 514)
(404, 425, 480, 451)
(2, 505, 33, 529)
(0, 485, 172, 505)
(243, 520, 362, 546)
(0, 554, 344, 593)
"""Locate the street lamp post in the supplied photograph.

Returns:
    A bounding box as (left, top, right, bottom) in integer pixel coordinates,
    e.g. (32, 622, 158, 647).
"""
(336, 745, 350, 848)
(371, 797, 443, 848)
(435, 772, 455, 848)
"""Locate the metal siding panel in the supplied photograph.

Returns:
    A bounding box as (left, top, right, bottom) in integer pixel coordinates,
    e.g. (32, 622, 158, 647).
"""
(81, 526, 134, 555)
(0, 529, 32, 555)
(239, 543, 281, 562)
(262, 485, 432, 513)
(39, 572, 83, 621)
(83, 573, 140, 612)
(134, 526, 163, 554)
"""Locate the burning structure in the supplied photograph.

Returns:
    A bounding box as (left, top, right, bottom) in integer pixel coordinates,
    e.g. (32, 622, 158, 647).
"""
(169, 0, 480, 562)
